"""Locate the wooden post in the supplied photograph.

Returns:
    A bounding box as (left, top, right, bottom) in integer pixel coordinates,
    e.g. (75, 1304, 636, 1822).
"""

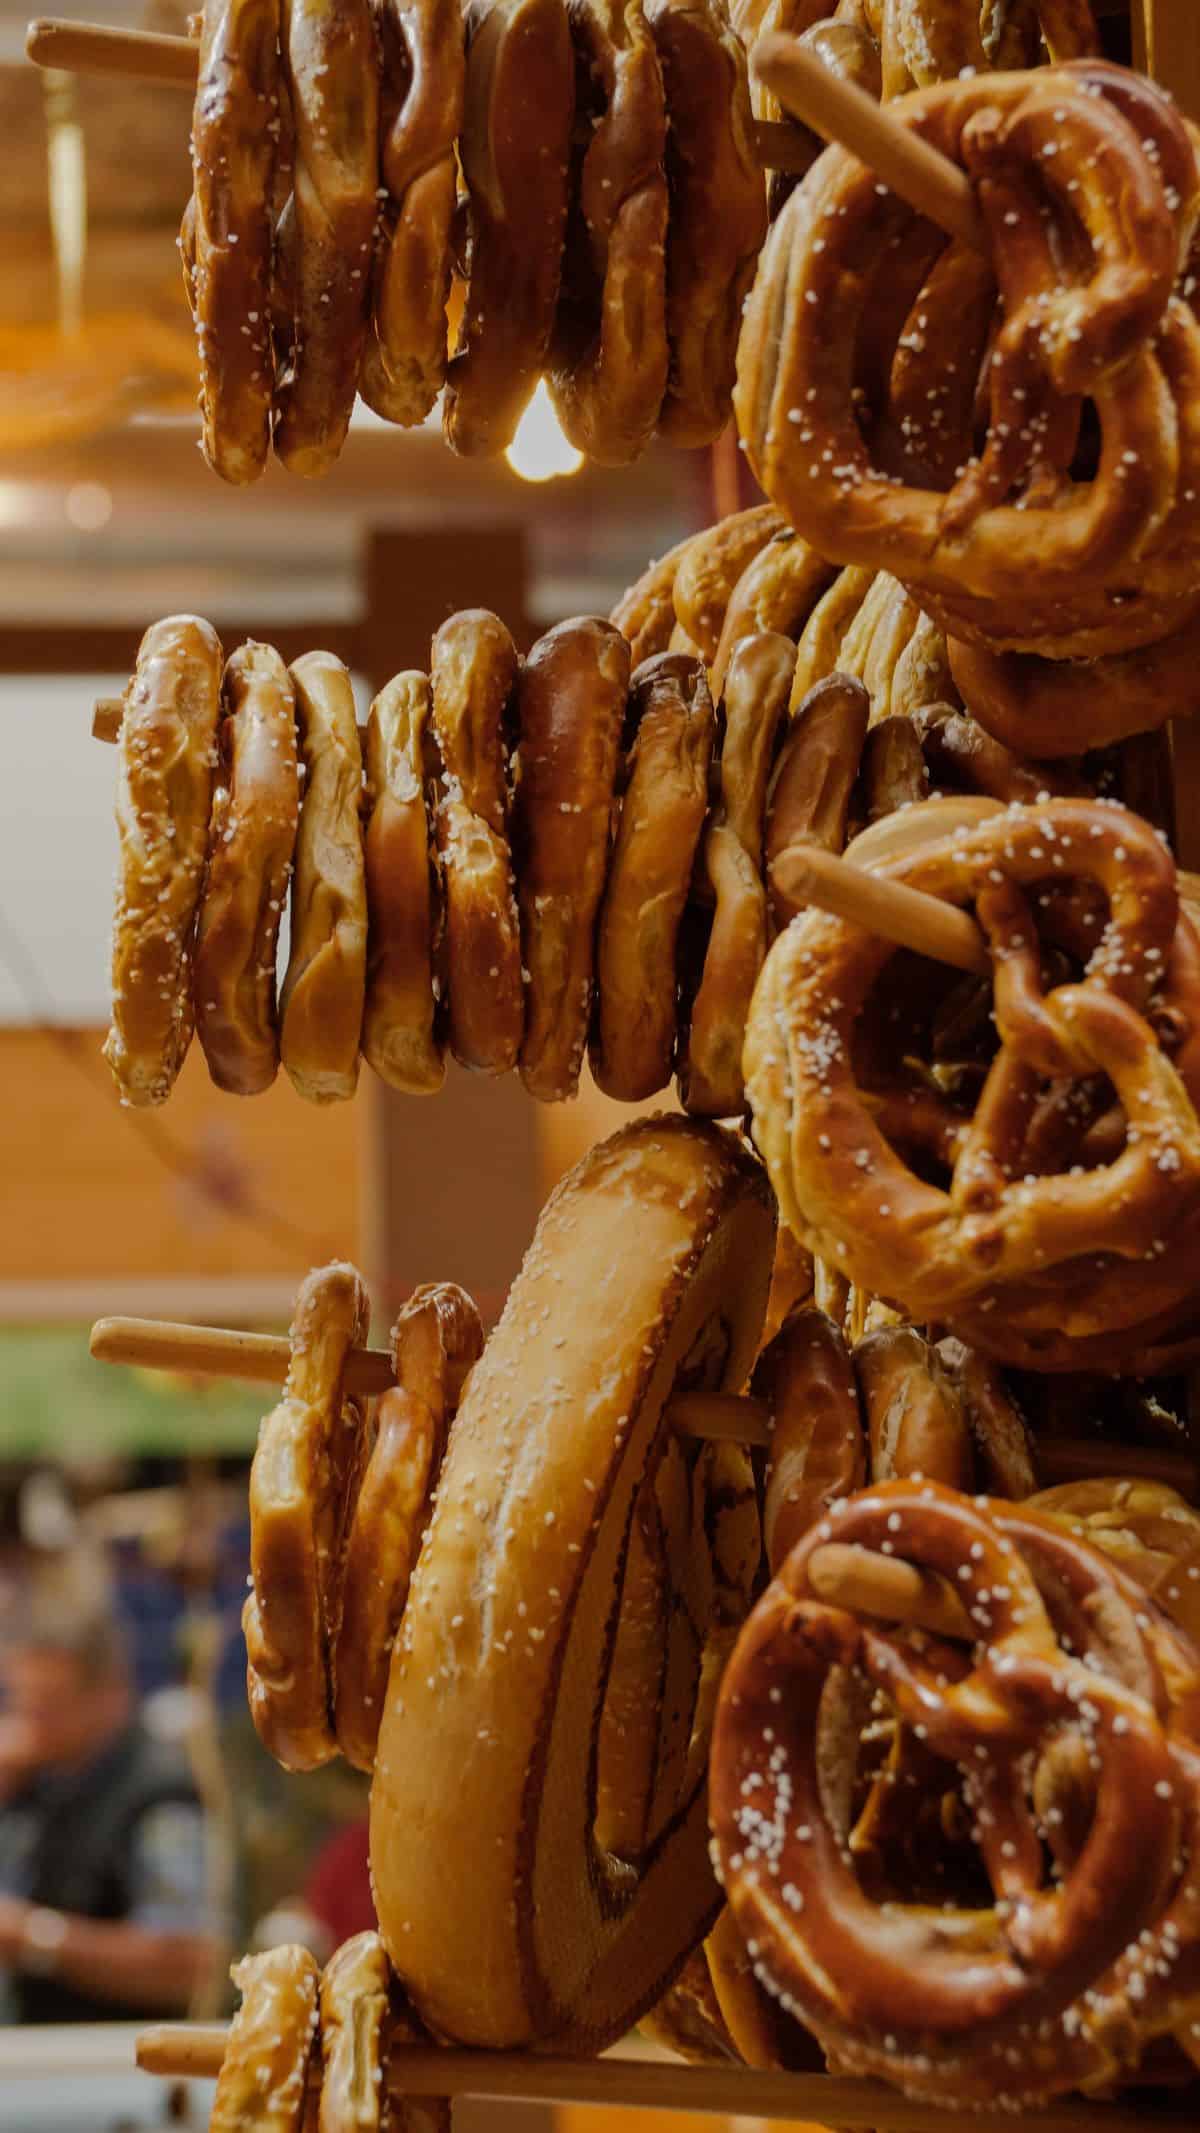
(1136, 0, 1200, 120)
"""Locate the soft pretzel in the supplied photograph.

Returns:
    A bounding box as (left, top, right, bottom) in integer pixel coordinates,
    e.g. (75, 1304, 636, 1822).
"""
(244, 1262, 372, 1771)
(747, 798, 1200, 1352)
(362, 671, 444, 1095)
(913, 701, 1082, 805)
(854, 1323, 972, 1488)
(211, 1945, 319, 2133)
(738, 60, 1200, 663)
(104, 616, 223, 1108)
(935, 1336, 1037, 1500)
(856, 712, 928, 825)
(548, 0, 669, 465)
(318, 1932, 391, 2133)
(1030, 1477, 1200, 1647)
(591, 651, 715, 1101)
(711, 527, 835, 696)
(443, 0, 575, 457)
(640, 1944, 739, 2063)
(195, 641, 300, 1095)
(878, 0, 1097, 96)
(280, 652, 368, 1102)
(371, 1115, 775, 2049)
(646, 0, 766, 449)
(185, 0, 281, 484)
(682, 630, 793, 1115)
(764, 672, 868, 930)
(947, 607, 1200, 757)
(610, 530, 699, 664)
(513, 617, 629, 1100)
(789, 566, 874, 711)
(273, 0, 380, 476)
(333, 1282, 483, 1771)
(755, 1304, 864, 1573)
(358, 0, 464, 425)
(671, 504, 786, 663)
(429, 609, 523, 1074)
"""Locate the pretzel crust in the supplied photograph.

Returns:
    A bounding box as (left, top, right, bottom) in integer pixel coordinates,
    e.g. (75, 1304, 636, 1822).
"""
(854, 1323, 971, 1488)
(195, 641, 299, 1095)
(104, 616, 223, 1108)
(371, 1116, 775, 2049)
(947, 607, 1200, 757)
(186, 0, 281, 484)
(765, 672, 869, 930)
(358, 0, 464, 426)
(609, 530, 698, 664)
(212, 1945, 319, 2133)
(318, 1932, 390, 2133)
(671, 504, 785, 664)
(711, 529, 835, 698)
(362, 671, 444, 1095)
(443, 0, 575, 457)
(592, 651, 715, 1101)
(280, 653, 368, 1102)
(755, 1305, 864, 1574)
(514, 617, 629, 1099)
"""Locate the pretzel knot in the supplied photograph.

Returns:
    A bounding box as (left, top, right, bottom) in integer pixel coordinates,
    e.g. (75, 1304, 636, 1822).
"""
(736, 59, 1200, 666)
(710, 1479, 1200, 2107)
(745, 799, 1200, 1358)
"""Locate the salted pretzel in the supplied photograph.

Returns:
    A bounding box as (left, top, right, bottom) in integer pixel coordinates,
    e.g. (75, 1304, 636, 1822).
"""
(429, 609, 523, 1075)
(358, 0, 464, 426)
(1030, 1477, 1200, 1648)
(646, 0, 766, 448)
(747, 797, 1200, 1354)
(513, 617, 629, 1100)
(211, 1945, 319, 2133)
(279, 652, 368, 1103)
(764, 673, 867, 930)
(738, 60, 1200, 669)
(711, 529, 835, 695)
(362, 671, 444, 1094)
(184, 0, 281, 484)
(854, 1322, 971, 1488)
(318, 1933, 392, 2133)
(591, 651, 715, 1101)
(194, 641, 300, 1096)
(104, 615, 223, 1108)
(609, 529, 699, 664)
(755, 1304, 863, 1572)
(670, 504, 785, 663)
(948, 607, 1200, 758)
(549, 0, 669, 465)
(710, 1478, 1195, 2107)
(443, 0, 575, 457)
(273, 0, 379, 477)
(857, 713, 928, 823)
(873, 0, 1098, 99)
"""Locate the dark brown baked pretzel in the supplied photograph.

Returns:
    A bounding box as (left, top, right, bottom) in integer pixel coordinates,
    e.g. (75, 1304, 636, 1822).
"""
(362, 671, 445, 1094)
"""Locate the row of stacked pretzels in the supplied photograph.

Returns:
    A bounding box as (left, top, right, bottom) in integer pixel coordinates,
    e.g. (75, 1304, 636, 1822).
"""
(185, 0, 767, 482)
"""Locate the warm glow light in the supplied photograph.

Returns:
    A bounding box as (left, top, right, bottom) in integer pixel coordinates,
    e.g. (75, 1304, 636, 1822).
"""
(65, 481, 112, 532)
(505, 381, 584, 483)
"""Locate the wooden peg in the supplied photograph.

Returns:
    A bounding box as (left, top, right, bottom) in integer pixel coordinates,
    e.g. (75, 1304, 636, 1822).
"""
(770, 840, 990, 975)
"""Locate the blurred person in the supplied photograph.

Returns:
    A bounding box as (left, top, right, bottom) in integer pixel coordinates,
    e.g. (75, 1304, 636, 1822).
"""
(0, 1596, 223, 2023)
(251, 1816, 374, 1963)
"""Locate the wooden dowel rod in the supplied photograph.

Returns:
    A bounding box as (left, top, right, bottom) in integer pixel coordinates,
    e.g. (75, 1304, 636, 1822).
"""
(89, 1316, 771, 1446)
(771, 841, 990, 974)
(751, 33, 985, 250)
(25, 17, 199, 82)
(131, 2031, 1178, 2129)
(93, 697, 124, 741)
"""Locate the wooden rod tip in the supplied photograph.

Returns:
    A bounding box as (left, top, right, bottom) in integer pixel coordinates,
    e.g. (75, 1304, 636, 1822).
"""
(93, 696, 123, 741)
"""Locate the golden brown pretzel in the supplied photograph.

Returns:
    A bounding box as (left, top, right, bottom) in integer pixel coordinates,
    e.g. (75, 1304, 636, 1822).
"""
(854, 1323, 971, 1487)
(682, 630, 793, 1115)
(211, 1945, 319, 2133)
(443, 0, 575, 457)
(738, 60, 1200, 663)
(855, 712, 928, 825)
(548, 0, 669, 465)
(244, 1262, 372, 1771)
(877, 0, 1097, 98)
(646, 0, 766, 448)
(913, 701, 1083, 804)
(591, 651, 715, 1101)
(195, 641, 299, 1096)
(185, 0, 281, 484)
(104, 616, 223, 1108)
(935, 1335, 1037, 1499)
(359, 0, 464, 426)
(362, 671, 444, 1094)
(764, 672, 868, 930)
(280, 652, 368, 1102)
(429, 610, 523, 1074)
(711, 527, 835, 697)
(947, 607, 1200, 756)
(318, 1932, 391, 2133)
(513, 616, 629, 1099)
(609, 529, 698, 664)
(1030, 1478, 1200, 1646)
(671, 504, 786, 663)
(755, 1304, 864, 1572)
(788, 566, 874, 711)
(371, 1116, 775, 2048)
(273, 0, 380, 476)
(746, 797, 1200, 1348)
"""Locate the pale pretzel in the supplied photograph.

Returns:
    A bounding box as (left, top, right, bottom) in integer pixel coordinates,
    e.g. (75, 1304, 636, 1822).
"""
(854, 1323, 972, 1488)
(429, 610, 523, 1075)
(245, 1262, 371, 1771)
(755, 1304, 864, 1573)
(372, 1116, 775, 2047)
(671, 504, 786, 664)
(280, 652, 368, 1103)
(591, 651, 715, 1101)
(877, 0, 1097, 99)
(711, 527, 835, 697)
(548, 0, 669, 465)
(738, 61, 1200, 663)
(789, 566, 874, 711)
(318, 1933, 390, 2133)
(682, 630, 793, 1115)
(764, 673, 868, 930)
(104, 616, 223, 1108)
(212, 1946, 319, 2133)
(359, 0, 464, 426)
(646, 0, 766, 449)
(185, 0, 281, 484)
(610, 530, 698, 664)
(273, 0, 380, 477)
(443, 0, 575, 457)
(362, 672, 444, 1095)
(195, 641, 300, 1096)
(513, 617, 629, 1099)
(333, 1282, 483, 1770)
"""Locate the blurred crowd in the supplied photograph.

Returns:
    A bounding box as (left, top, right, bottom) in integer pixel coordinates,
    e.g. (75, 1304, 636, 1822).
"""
(0, 1459, 372, 2026)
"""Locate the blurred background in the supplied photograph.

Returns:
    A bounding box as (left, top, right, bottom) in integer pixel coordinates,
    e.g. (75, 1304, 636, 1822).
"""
(0, 1, 760, 2124)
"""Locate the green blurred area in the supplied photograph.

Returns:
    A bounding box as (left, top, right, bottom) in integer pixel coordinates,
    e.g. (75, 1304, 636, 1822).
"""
(0, 1328, 266, 1456)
